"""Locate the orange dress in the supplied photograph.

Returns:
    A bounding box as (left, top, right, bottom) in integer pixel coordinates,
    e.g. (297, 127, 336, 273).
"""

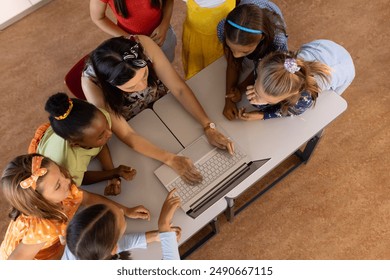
(0, 184, 83, 260)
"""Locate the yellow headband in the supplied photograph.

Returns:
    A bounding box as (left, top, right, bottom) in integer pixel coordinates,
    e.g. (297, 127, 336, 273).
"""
(20, 156, 48, 190)
(55, 99, 73, 120)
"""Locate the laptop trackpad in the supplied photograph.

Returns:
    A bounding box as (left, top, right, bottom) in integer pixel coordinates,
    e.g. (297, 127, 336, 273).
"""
(181, 136, 215, 163)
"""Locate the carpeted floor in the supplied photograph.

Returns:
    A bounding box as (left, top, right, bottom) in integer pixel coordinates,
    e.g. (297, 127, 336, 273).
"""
(0, 0, 389, 259)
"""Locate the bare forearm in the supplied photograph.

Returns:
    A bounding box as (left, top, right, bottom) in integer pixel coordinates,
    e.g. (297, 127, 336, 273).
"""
(93, 17, 129, 37)
(82, 170, 118, 185)
(226, 52, 240, 94)
(161, 0, 174, 27)
(119, 131, 175, 166)
(174, 85, 211, 128)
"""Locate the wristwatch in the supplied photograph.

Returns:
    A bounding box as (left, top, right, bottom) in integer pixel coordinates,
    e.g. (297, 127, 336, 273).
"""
(204, 122, 216, 130)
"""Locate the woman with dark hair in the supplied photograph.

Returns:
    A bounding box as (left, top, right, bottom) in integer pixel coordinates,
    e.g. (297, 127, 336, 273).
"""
(29, 92, 136, 196)
(82, 35, 234, 184)
(216, 0, 288, 120)
(90, 0, 176, 62)
(63, 189, 181, 260)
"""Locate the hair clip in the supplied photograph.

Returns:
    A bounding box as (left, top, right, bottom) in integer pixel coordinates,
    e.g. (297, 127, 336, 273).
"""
(284, 58, 301, 74)
(20, 156, 47, 190)
(55, 99, 73, 120)
(122, 43, 147, 68)
(227, 20, 263, 34)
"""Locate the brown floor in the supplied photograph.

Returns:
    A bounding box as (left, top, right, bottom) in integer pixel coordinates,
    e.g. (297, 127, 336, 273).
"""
(0, 0, 389, 259)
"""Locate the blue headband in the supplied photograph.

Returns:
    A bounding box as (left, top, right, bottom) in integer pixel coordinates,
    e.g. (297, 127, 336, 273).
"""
(227, 20, 263, 34)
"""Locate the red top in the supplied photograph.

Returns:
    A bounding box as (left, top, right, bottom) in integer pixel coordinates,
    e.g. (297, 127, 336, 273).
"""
(101, 0, 162, 35)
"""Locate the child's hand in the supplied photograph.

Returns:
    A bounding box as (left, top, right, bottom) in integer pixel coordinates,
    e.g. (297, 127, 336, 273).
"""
(125, 205, 150, 220)
(238, 108, 264, 121)
(223, 98, 239, 120)
(116, 165, 136, 181)
(225, 87, 242, 103)
(245, 85, 262, 105)
(104, 178, 121, 196)
(168, 155, 203, 185)
(158, 189, 181, 232)
(170, 226, 182, 241)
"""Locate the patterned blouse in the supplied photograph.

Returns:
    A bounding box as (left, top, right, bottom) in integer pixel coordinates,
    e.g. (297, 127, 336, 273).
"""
(253, 91, 314, 119)
(0, 184, 83, 260)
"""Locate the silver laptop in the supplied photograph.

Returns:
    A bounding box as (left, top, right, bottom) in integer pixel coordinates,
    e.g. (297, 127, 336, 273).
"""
(154, 135, 270, 218)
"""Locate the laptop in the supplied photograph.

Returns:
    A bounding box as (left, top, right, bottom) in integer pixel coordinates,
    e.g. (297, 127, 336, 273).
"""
(154, 135, 270, 218)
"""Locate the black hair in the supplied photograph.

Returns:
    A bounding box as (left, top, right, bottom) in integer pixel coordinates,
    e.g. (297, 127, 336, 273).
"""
(66, 204, 131, 260)
(90, 36, 158, 116)
(45, 92, 99, 141)
(223, 4, 286, 62)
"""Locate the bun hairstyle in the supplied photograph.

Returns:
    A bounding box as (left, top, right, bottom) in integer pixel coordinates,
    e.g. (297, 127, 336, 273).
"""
(66, 204, 131, 260)
(44, 92, 99, 141)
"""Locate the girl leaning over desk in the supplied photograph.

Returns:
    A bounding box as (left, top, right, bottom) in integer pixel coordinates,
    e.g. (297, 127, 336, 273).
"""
(237, 39, 355, 121)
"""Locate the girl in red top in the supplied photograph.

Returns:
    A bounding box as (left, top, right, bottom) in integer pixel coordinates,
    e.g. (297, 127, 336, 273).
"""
(90, 0, 176, 62)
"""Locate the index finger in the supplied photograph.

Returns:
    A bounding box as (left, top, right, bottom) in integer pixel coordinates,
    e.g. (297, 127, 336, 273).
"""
(226, 140, 235, 155)
(167, 188, 177, 198)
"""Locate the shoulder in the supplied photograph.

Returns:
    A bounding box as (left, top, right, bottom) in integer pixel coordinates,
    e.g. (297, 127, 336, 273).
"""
(37, 128, 69, 162)
(97, 108, 112, 128)
(137, 35, 161, 60)
(11, 215, 63, 245)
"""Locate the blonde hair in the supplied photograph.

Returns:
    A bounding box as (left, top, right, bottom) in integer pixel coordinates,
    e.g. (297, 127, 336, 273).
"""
(257, 50, 331, 114)
(1, 153, 71, 222)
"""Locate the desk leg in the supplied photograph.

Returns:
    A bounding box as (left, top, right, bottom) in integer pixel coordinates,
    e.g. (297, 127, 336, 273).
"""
(295, 129, 324, 164)
(225, 198, 235, 222)
(233, 129, 324, 218)
(180, 217, 220, 259)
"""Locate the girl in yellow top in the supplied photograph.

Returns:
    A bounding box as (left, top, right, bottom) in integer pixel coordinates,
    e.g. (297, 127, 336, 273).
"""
(0, 154, 150, 260)
(182, 0, 236, 79)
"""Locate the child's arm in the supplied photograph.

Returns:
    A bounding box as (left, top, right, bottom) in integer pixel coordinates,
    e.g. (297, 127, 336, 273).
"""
(82, 190, 150, 220)
(7, 242, 46, 260)
(157, 189, 181, 260)
(224, 51, 243, 120)
(82, 144, 136, 196)
(89, 0, 129, 37)
(150, 0, 174, 46)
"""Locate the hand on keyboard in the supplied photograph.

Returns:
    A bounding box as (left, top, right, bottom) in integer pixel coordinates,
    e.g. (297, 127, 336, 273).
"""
(169, 155, 203, 184)
(204, 128, 235, 155)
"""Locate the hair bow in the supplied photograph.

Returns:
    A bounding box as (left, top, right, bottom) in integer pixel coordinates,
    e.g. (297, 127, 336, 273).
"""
(20, 156, 48, 190)
(284, 58, 301, 74)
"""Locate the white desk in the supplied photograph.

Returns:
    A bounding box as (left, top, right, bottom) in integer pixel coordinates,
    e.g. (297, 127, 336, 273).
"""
(85, 57, 347, 259)
(84, 109, 227, 259)
(153, 57, 347, 219)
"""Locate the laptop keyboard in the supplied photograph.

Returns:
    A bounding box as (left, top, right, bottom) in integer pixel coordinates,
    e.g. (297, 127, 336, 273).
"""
(166, 148, 247, 205)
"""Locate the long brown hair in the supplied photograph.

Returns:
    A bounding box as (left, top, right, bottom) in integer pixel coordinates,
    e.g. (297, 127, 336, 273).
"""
(257, 50, 331, 114)
(1, 154, 70, 222)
